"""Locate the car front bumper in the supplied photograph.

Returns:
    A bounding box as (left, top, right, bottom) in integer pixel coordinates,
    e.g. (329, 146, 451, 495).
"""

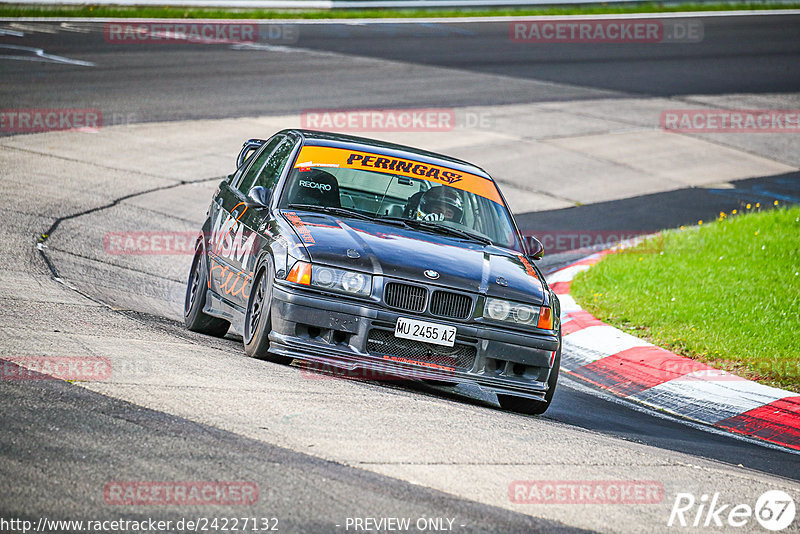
(268, 282, 561, 402)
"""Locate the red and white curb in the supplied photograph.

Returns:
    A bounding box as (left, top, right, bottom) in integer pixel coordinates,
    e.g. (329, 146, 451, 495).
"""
(548, 252, 800, 452)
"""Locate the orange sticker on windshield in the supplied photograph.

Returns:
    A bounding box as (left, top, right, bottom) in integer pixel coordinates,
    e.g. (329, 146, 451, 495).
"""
(294, 146, 503, 205)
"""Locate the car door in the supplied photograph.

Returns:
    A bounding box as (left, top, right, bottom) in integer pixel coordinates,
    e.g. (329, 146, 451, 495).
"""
(208, 136, 283, 304)
(232, 136, 299, 308)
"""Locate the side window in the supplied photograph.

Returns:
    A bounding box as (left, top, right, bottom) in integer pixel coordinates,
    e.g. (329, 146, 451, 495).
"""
(238, 149, 256, 172)
(235, 136, 282, 194)
(254, 138, 296, 191)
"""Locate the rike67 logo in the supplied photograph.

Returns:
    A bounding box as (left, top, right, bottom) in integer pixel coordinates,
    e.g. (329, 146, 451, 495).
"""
(668, 490, 796, 531)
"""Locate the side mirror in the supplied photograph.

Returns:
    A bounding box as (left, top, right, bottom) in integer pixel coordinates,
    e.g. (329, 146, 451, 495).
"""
(526, 236, 544, 260)
(245, 186, 272, 209)
(236, 138, 266, 169)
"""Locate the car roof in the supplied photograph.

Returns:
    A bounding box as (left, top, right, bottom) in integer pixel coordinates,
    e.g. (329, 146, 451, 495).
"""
(284, 129, 494, 182)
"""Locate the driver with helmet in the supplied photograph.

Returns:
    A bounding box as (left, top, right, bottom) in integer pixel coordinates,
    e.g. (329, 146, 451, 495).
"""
(413, 186, 464, 223)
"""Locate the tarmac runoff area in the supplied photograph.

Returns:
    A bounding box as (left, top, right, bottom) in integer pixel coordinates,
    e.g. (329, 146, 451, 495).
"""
(1, 98, 799, 532)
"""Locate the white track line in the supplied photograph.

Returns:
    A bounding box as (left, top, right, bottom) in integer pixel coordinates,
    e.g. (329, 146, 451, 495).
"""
(0, 44, 95, 66)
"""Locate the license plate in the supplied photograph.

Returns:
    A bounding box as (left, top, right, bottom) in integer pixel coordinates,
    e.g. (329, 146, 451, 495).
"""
(395, 317, 456, 347)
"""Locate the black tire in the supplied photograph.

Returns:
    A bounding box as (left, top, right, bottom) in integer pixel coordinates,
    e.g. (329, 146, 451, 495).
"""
(184, 248, 230, 337)
(498, 348, 561, 415)
(243, 257, 292, 364)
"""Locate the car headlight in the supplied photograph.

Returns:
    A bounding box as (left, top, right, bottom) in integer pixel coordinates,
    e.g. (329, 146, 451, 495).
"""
(340, 271, 369, 294)
(483, 297, 552, 329)
(287, 262, 372, 297)
(485, 298, 512, 321)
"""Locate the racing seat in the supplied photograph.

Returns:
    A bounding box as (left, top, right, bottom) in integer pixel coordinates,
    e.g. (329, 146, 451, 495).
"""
(385, 204, 405, 217)
(289, 170, 341, 208)
(403, 190, 425, 218)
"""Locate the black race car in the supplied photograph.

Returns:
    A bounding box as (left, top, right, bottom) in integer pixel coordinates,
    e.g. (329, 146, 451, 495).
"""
(185, 130, 561, 414)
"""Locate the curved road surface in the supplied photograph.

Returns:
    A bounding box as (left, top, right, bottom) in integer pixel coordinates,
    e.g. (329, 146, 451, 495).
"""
(1, 14, 799, 533)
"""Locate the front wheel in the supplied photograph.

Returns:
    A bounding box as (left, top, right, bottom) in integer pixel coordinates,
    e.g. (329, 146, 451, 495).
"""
(498, 348, 560, 415)
(243, 258, 292, 364)
(184, 248, 230, 337)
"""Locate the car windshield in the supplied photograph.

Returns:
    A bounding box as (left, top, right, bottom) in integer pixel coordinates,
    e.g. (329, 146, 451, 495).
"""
(280, 146, 523, 251)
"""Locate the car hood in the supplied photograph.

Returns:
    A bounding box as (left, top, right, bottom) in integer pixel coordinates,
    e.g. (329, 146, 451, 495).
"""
(281, 210, 545, 304)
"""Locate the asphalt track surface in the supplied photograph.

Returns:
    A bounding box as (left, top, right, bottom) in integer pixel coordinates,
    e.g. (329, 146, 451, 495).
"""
(1, 14, 800, 533)
(1, 361, 578, 533)
(2, 15, 800, 122)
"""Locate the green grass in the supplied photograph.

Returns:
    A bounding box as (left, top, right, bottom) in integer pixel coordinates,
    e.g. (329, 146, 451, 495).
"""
(571, 204, 800, 393)
(1, 2, 799, 19)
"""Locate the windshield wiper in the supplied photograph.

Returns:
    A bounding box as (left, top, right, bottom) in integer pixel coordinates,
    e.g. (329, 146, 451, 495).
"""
(287, 204, 376, 221)
(286, 206, 488, 244)
(287, 204, 410, 228)
(378, 216, 493, 245)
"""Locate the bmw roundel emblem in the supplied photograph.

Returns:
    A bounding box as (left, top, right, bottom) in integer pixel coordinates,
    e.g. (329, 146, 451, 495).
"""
(424, 269, 440, 280)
